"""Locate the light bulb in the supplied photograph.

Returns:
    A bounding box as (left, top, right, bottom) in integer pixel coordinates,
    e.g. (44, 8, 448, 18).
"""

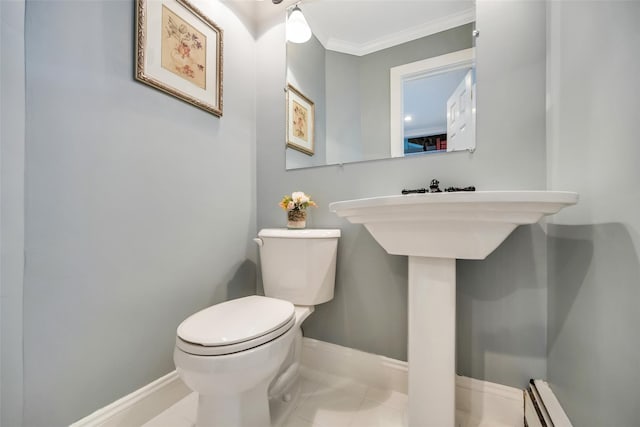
(287, 6, 311, 44)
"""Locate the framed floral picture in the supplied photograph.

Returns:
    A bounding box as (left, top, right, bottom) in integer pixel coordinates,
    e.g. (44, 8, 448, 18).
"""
(135, 0, 223, 116)
(286, 84, 314, 156)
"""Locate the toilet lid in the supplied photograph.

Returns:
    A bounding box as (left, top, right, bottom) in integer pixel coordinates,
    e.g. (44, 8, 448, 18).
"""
(176, 296, 295, 355)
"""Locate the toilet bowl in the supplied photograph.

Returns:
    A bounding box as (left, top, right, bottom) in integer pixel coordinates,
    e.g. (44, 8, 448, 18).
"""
(174, 229, 340, 427)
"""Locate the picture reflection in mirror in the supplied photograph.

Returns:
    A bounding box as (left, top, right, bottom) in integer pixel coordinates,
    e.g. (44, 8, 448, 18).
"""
(285, 1, 476, 170)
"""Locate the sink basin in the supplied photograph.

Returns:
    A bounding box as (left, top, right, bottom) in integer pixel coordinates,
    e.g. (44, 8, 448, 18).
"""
(329, 191, 578, 426)
(329, 191, 578, 259)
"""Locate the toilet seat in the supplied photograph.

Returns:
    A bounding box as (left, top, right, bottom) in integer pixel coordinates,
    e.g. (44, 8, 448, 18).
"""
(176, 295, 295, 356)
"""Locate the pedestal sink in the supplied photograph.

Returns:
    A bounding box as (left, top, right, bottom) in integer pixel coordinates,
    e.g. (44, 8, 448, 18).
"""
(329, 191, 578, 426)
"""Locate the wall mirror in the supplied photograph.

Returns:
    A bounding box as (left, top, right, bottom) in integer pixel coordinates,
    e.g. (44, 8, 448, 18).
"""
(285, 1, 476, 170)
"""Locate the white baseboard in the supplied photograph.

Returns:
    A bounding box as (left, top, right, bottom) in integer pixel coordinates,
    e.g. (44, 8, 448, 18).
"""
(301, 337, 523, 426)
(301, 337, 408, 393)
(455, 375, 523, 426)
(69, 371, 190, 427)
(71, 338, 525, 426)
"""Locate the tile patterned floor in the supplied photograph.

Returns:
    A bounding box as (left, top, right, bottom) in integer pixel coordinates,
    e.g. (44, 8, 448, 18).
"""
(141, 371, 515, 427)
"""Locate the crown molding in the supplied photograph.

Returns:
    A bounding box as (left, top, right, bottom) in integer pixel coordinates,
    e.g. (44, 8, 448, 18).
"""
(323, 7, 475, 56)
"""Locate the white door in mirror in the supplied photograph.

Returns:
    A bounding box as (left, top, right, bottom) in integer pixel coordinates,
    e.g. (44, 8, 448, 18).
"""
(447, 70, 476, 152)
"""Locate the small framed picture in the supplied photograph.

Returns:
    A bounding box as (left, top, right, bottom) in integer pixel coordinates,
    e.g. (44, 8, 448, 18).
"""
(286, 84, 314, 156)
(135, 0, 223, 117)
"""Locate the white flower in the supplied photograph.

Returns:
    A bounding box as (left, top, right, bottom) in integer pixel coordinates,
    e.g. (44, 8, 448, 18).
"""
(291, 191, 305, 203)
(292, 191, 310, 205)
(280, 191, 315, 212)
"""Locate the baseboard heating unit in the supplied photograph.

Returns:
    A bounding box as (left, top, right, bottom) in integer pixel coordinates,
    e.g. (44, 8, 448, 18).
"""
(524, 379, 573, 427)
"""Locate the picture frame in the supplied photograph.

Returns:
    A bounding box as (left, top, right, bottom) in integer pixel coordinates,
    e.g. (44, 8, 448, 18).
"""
(135, 0, 223, 117)
(286, 84, 315, 156)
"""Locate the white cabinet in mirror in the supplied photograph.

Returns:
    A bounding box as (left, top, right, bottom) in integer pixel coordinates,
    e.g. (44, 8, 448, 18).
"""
(285, 1, 476, 170)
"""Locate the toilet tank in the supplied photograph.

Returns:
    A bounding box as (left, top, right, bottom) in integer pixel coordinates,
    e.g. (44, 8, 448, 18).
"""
(257, 229, 340, 305)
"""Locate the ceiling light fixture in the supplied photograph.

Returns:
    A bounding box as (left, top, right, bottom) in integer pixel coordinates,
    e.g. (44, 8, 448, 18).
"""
(286, 4, 312, 44)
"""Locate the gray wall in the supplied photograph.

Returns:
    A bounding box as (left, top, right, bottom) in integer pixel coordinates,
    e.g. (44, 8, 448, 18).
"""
(257, 0, 548, 387)
(325, 51, 362, 165)
(1, 1, 26, 426)
(546, 1, 640, 425)
(23, 0, 256, 425)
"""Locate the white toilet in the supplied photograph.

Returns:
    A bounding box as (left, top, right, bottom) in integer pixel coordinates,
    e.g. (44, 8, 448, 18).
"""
(174, 228, 340, 427)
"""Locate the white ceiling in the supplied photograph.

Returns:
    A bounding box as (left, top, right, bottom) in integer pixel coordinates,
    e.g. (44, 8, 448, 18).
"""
(303, 1, 475, 56)
(226, 0, 475, 55)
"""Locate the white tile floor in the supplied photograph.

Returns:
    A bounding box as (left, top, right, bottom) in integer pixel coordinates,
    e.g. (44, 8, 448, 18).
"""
(141, 371, 516, 427)
(141, 375, 406, 427)
(284, 374, 406, 427)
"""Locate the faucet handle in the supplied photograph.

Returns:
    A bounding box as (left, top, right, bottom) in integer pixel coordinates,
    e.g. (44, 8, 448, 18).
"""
(429, 179, 442, 193)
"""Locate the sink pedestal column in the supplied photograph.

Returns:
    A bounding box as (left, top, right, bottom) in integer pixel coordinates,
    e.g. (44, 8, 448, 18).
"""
(408, 256, 456, 426)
